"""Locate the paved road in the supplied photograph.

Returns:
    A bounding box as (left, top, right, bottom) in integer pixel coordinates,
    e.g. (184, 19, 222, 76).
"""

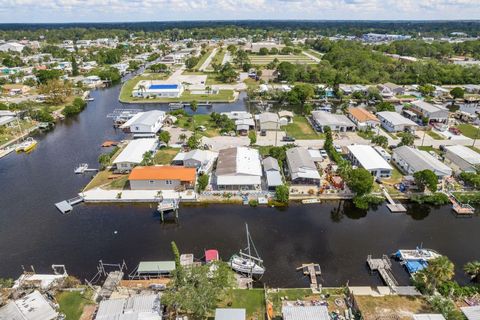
(302, 50, 321, 63)
(199, 48, 218, 72)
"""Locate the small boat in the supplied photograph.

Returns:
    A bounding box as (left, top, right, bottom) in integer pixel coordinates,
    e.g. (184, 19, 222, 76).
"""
(15, 137, 37, 152)
(230, 223, 265, 276)
(85, 97, 95, 102)
(169, 103, 184, 110)
(205, 249, 219, 263)
(74, 163, 89, 174)
(393, 247, 441, 262)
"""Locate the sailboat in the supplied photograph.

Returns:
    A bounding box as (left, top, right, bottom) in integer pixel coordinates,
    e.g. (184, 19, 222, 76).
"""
(229, 223, 265, 276)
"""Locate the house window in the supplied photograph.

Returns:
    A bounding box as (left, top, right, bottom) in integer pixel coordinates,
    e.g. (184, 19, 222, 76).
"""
(166, 180, 172, 185)
(149, 180, 154, 184)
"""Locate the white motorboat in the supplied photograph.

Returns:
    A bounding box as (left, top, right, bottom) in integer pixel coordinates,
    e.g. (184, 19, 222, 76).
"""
(74, 163, 89, 174)
(229, 224, 265, 276)
(394, 248, 441, 261)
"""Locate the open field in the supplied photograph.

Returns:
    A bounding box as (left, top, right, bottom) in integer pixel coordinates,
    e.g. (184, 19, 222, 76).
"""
(118, 73, 168, 102)
(219, 289, 265, 320)
(154, 147, 180, 164)
(57, 289, 94, 320)
(207, 49, 226, 70)
(249, 54, 316, 65)
(284, 116, 323, 139)
(176, 114, 220, 137)
(354, 295, 432, 320)
(194, 48, 214, 70)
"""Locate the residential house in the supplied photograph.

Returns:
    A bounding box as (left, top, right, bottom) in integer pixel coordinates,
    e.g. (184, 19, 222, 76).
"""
(120, 110, 166, 138)
(278, 110, 294, 123)
(172, 149, 219, 174)
(282, 305, 330, 320)
(215, 147, 262, 190)
(83, 75, 103, 87)
(95, 294, 162, 320)
(378, 82, 405, 98)
(128, 166, 196, 191)
(286, 147, 321, 185)
(0, 290, 58, 320)
(347, 145, 393, 178)
(222, 111, 255, 134)
(408, 100, 449, 124)
(263, 156, 282, 191)
(377, 111, 418, 132)
(374, 146, 392, 161)
(112, 138, 158, 172)
(256, 112, 286, 131)
(347, 107, 380, 130)
(444, 145, 480, 174)
(215, 308, 246, 320)
(260, 69, 277, 82)
(392, 146, 452, 178)
(311, 111, 355, 132)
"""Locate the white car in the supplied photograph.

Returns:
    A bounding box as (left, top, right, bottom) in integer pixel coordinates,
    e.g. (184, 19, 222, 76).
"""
(334, 145, 342, 153)
(320, 149, 328, 158)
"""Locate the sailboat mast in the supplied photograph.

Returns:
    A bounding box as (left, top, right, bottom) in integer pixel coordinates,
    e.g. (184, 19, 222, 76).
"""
(245, 223, 251, 257)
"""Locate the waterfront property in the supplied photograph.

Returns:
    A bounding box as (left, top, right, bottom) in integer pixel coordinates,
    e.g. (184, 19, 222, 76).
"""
(132, 80, 184, 98)
(282, 305, 330, 320)
(256, 112, 286, 131)
(262, 156, 283, 191)
(112, 138, 158, 172)
(347, 144, 393, 178)
(311, 111, 355, 132)
(120, 110, 166, 138)
(128, 166, 196, 191)
(214, 147, 262, 190)
(215, 308, 246, 320)
(377, 111, 418, 133)
(0, 290, 58, 320)
(347, 107, 380, 130)
(172, 149, 219, 174)
(392, 146, 452, 178)
(286, 147, 321, 185)
(444, 145, 480, 174)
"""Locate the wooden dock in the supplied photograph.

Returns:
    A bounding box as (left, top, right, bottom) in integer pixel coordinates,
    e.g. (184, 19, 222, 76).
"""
(55, 196, 84, 214)
(297, 263, 322, 293)
(367, 255, 398, 293)
(448, 192, 474, 216)
(382, 187, 406, 213)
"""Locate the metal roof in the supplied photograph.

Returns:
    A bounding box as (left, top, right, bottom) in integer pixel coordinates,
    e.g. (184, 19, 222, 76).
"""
(377, 111, 418, 126)
(413, 315, 446, 320)
(347, 145, 392, 171)
(445, 145, 480, 165)
(0, 290, 58, 320)
(215, 308, 246, 320)
(113, 138, 158, 165)
(216, 147, 262, 177)
(411, 100, 447, 113)
(286, 147, 321, 180)
(95, 294, 162, 320)
(263, 156, 280, 171)
(461, 306, 480, 320)
(311, 111, 355, 127)
(282, 305, 330, 320)
(394, 146, 452, 176)
(266, 171, 283, 187)
(137, 261, 176, 273)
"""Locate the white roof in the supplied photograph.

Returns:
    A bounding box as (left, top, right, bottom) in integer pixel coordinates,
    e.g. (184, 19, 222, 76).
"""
(411, 100, 447, 113)
(413, 315, 446, 320)
(283, 305, 330, 320)
(0, 290, 58, 320)
(445, 145, 480, 165)
(266, 171, 283, 187)
(377, 111, 418, 126)
(113, 139, 157, 165)
(215, 308, 246, 320)
(312, 111, 355, 127)
(461, 306, 480, 320)
(347, 145, 392, 171)
(217, 175, 261, 186)
(96, 294, 161, 320)
(394, 146, 452, 176)
(121, 110, 165, 129)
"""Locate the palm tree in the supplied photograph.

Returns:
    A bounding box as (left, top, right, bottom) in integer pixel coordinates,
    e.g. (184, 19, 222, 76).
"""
(138, 84, 146, 97)
(426, 256, 455, 291)
(179, 133, 187, 143)
(464, 261, 480, 282)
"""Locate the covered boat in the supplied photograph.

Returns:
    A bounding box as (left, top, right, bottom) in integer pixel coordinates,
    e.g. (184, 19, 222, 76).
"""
(394, 248, 441, 261)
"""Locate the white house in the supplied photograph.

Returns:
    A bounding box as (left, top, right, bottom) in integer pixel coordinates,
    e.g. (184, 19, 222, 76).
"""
(83, 75, 103, 88)
(172, 149, 219, 174)
(95, 294, 162, 320)
(215, 147, 262, 190)
(377, 111, 418, 132)
(311, 111, 355, 132)
(392, 146, 452, 178)
(256, 112, 286, 131)
(263, 156, 283, 191)
(347, 145, 393, 178)
(286, 147, 321, 185)
(444, 145, 480, 174)
(0, 42, 25, 52)
(133, 81, 184, 98)
(121, 110, 166, 137)
(112, 138, 158, 172)
(378, 82, 405, 98)
(283, 305, 330, 320)
(0, 290, 58, 320)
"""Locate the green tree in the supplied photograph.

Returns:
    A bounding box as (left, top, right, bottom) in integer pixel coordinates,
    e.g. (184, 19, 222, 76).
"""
(158, 131, 171, 145)
(190, 100, 198, 113)
(197, 174, 209, 193)
(450, 87, 465, 99)
(415, 256, 455, 294)
(141, 151, 154, 166)
(464, 261, 480, 282)
(187, 134, 201, 149)
(98, 153, 111, 170)
(371, 135, 388, 148)
(40, 79, 72, 105)
(258, 47, 269, 55)
(399, 131, 415, 146)
(171, 241, 184, 286)
(413, 169, 438, 192)
(323, 126, 333, 153)
(287, 84, 314, 106)
(376, 101, 395, 112)
(71, 55, 79, 76)
(347, 168, 373, 196)
(419, 84, 436, 97)
(275, 185, 289, 204)
(248, 130, 256, 145)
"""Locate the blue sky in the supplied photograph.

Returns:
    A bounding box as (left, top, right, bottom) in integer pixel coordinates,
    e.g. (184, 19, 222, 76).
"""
(0, 0, 479, 23)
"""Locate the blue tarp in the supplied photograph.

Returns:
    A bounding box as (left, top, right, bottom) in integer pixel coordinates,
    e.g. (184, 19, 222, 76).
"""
(405, 260, 428, 274)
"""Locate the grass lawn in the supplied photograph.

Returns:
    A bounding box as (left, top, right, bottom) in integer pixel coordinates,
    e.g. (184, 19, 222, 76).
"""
(118, 73, 168, 102)
(306, 49, 323, 59)
(195, 48, 214, 69)
(382, 167, 404, 185)
(426, 130, 443, 140)
(355, 295, 432, 320)
(249, 54, 316, 65)
(356, 130, 375, 140)
(123, 89, 235, 103)
(0, 119, 37, 145)
(284, 116, 322, 139)
(456, 123, 480, 139)
(153, 147, 180, 165)
(83, 171, 128, 191)
(208, 49, 226, 69)
(243, 78, 259, 90)
(418, 146, 441, 154)
(177, 114, 220, 137)
(57, 289, 94, 320)
(105, 175, 129, 190)
(219, 289, 265, 320)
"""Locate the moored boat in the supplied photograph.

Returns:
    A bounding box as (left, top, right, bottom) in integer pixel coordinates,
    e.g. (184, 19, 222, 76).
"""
(393, 248, 441, 262)
(15, 137, 37, 152)
(229, 223, 265, 276)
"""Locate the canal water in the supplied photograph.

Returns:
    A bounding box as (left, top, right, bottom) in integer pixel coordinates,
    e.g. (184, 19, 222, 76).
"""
(0, 83, 479, 288)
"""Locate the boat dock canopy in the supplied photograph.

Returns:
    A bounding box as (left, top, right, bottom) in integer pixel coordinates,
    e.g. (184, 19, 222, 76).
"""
(138, 261, 176, 274)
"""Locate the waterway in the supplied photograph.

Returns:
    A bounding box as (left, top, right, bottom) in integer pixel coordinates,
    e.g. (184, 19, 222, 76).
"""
(0, 82, 479, 288)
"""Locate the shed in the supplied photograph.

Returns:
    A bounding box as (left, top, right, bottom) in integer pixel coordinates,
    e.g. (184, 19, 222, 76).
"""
(282, 305, 330, 320)
(136, 261, 175, 275)
(215, 308, 246, 320)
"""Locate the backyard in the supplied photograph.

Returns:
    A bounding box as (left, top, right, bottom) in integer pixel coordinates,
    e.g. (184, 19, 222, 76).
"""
(118, 73, 168, 102)
(456, 123, 480, 139)
(354, 295, 432, 320)
(56, 289, 94, 320)
(219, 289, 266, 320)
(154, 147, 180, 164)
(284, 116, 322, 139)
(176, 114, 220, 137)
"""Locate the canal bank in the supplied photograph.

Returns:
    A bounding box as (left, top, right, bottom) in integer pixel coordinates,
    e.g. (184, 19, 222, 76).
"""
(0, 81, 479, 289)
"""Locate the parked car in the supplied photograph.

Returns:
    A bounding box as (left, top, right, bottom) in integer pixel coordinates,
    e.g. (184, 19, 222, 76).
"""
(260, 129, 267, 136)
(334, 145, 342, 153)
(449, 127, 461, 135)
(320, 149, 328, 158)
(196, 125, 207, 132)
(282, 136, 296, 142)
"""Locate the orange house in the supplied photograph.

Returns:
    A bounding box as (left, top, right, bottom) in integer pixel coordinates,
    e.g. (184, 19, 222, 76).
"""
(128, 166, 196, 191)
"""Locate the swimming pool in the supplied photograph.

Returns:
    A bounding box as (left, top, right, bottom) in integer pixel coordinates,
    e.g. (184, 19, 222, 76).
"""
(148, 84, 179, 90)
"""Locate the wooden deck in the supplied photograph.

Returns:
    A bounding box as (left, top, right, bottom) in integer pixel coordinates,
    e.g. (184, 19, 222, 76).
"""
(367, 255, 398, 293)
(297, 263, 322, 293)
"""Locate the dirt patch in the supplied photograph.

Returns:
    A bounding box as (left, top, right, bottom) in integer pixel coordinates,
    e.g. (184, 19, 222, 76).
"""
(355, 295, 432, 320)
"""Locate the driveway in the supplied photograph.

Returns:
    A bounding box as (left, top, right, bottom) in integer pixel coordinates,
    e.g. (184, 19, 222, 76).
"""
(202, 135, 250, 151)
(199, 48, 218, 72)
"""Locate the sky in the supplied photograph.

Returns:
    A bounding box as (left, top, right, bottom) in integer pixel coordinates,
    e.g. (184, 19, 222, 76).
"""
(0, 0, 480, 23)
